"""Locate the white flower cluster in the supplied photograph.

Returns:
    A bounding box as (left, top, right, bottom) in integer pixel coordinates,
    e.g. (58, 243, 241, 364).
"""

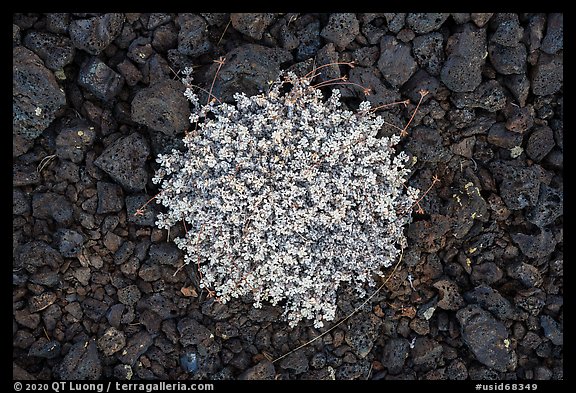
(152, 70, 419, 328)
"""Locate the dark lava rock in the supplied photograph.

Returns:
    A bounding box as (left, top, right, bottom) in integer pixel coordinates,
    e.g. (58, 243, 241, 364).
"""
(320, 13, 359, 49)
(352, 46, 379, 67)
(116, 59, 143, 86)
(46, 13, 69, 34)
(464, 285, 516, 320)
(94, 132, 150, 192)
(117, 284, 141, 306)
(406, 13, 449, 34)
(541, 13, 563, 54)
(456, 305, 516, 372)
(507, 262, 543, 288)
(82, 297, 109, 321)
(540, 315, 563, 346)
(511, 229, 558, 259)
(405, 126, 451, 163)
(28, 338, 61, 359)
(147, 243, 181, 266)
(175, 13, 211, 57)
(278, 351, 309, 374)
(178, 318, 212, 346)
(381, 337, 410, 374)
(348, 66, 401, 107)
(78, 56, 124, 101)
(384, 13, 406, 34)
(55, 121, 96, 163)
(487, 122, 523, 149)
(208, 44, 292, 103)
(106, 304, 125, 328)
(531, 53, 563, 96)
(446, 359, 468, 380)
(294, 18, 321, 61)
(131, 80, 189, 136)
(411, 337, 443, 370)
(526, 125, 555, 162)
(238, 360, 276, 380)
(180, 352, 199, 373)
(13, 188, 30, 215)
(345, 313, 381, 359)
(97, 327, 126, 356)
(335, 363, 367, 380)
(152, 23, 178, 53)
(113, 364, 133, 380)
(526, 184, 563, 227)
(490, 14, 523, 47)
(127, 37, 154, 65)
(117, 331, 154, 366)
(23, 31, 75, 71)
(503, 73, 530, 107)
(55, 229, 84, 258)
(451, 80, 506, 112)
(14, 309, 41, 329)
(440, 23, 486, 92)
(503, 104, 534, 134)
(488, 43, 527, 75)
(55, 339, 102, 380)
(489, 161, 551, 210)
(471, 13, 493, 28)
(96, 181, 124, 214)
(15, 241, 62, 273)
(230, 13, 277, 41)
(401, 69, 441, 104)
(126, 194, 158, 226)
(433, 279, 465, 310)
(412, 32, 445, 76)
(69, 13, 125, 55)
(13, 47, 66, 140)
(377, 35, 417, 87)
(32, 192, 73, 225)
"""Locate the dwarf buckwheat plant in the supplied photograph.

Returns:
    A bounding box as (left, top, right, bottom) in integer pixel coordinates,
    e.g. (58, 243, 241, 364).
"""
(152, 68, 419, 328)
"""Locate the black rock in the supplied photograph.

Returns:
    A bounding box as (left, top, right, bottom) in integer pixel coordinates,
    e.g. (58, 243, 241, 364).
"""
(451, 80, 506, 112)
(381, 337, 410, 374)
(78, 56, 124, 101)
(405, 126, 451, 163)
(96, 181, 124, 214)
(488, 42, 527, 75)
(401, 69, 441, 104)
(230, 13, 277, 41)
(32, 192, 73, 225)
(540, 315, 563, 346)
(411, 337, 443, 370)
(131, 80, 189, 136)
(28, 337, 61, 359)
(440, 23, 486, 92)
(106, 304, 125, 328)
(13, 47, 67, 140)
(384, 13, 406, 34)
(113, 364, 133, 380)
(433, 279, 465, 310)
(15, 241, 63, 274)
(377, 35, 417, 87)
(335, 363, 367, 380)
(406, 13, 449, 34)
(502, 73, 530, 107)
(23, 31, 75, 71)
(115, 59, 142, 88)
(511, 229, 558, 259)
(351, 46, 379, 67)
(490, 14, 523, 47)
(238, 360, 276, 380)
(526, 125, 555, 162)
(175, 13, 212, 57)
(126, 194, 158, 226)
(464, 285, 516, 320)
(507, 262, 543, 288)
(152, 23, 178, 53)
(97, 327, 126, 356)
(117, 284, 141, 306)
(412, 32, 445, 76)
(456, 305, 515, 372)
(55, 120, 96, 163)
(526, 184, 563, 227)
(541, 13, 563, 54)
(471, 13, 493, 28)
(531, 53, 563, 96)
(180, 352, 199, 373)
(55, 229, 84, 258)
(208, 44, 292, 103)
(56, 339, 102, 380)
(345, 313, 381, 358)
(117, 331, 154, 366)
(147, 243, 181, 266)
(320, 13, 360, 49)
(178, 318, 212, 346)
(278, 351, 309, 374)
(94, 132, 150, 192)
(127, 36, 155, 65)
(348, 66, 401, 106)
(46, 13, 70, 34)
(451, 13, 470, 24)
(82, 297, 109, 321)
(13, 188, 30, 215)
(487, 122, 523, 149)
(295, 18, 321, 61)
(503, 104, 534, 134)
(69, 13, 125, 55)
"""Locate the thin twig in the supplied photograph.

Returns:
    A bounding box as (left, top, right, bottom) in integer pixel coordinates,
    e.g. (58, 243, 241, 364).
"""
(400, 90, 429, 137)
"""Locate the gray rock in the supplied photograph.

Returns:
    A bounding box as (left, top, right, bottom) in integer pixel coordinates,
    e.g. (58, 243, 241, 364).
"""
(78, 56, 124, 101)
(82, 297, 109, 321)
(178, 318, 212, 346)
(406, 13, 449, 34)
(411, 337, 443, 369)
(464, 285, 516, 320)
(97, 327, 126, 356)
(56, 339, 102, 380)
(488, 43, 527, 75)
(176, 14, 212, 57)
(487, 122, 523, 149)
(433, 279, 465, 310)
(412, 32, 445, 76)
(526, 125, 555, 162)
(451, 80, 506, 112)
(55, 121, 96, 163)
(384, 13, 406, 33)
(94, 132, 150, 192)
(28, 338, 61, 359)
(381, 337, 410, 374)
(540, 315, 563, 345)
(490, 14, 523, 47)
(278, 351, 309, 374)
(69, 13, 125, 55)
(46, 13, 70, 34)
(526, 184, 563, 227)
(238, 360, 276, 380)
(502, 73, 530, 107)
(507, 262, 543, 288)
(295, 19, 321, 61)
(23, 31, 75, 71)
(405, 126, 451, 163)
(32, 192, 73, 225)
(345, 313, 381, 358)
(511, 229, 558, 259)
(531, 53, 563, 96)
(541, 13, 563, 54)
(470, 13, 493, 27)
(320, 13, 360, 49)
(147, 243, 182, 266)
(126, 194, 158, 226)
(13, 47, 66, 140)
(230, 13, 277, 41)
(55, 229, 84, 258)
(117, 331, 154, 366)
(96, 181, 124, 214)
(456, 305, 516, 372)
(131, 80, 189, 136)
(377, 35, 417, 87)
(117, 284, 141, 306)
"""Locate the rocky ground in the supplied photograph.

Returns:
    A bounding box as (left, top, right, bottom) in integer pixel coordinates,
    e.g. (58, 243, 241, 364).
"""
(13, 13, 562, 380)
